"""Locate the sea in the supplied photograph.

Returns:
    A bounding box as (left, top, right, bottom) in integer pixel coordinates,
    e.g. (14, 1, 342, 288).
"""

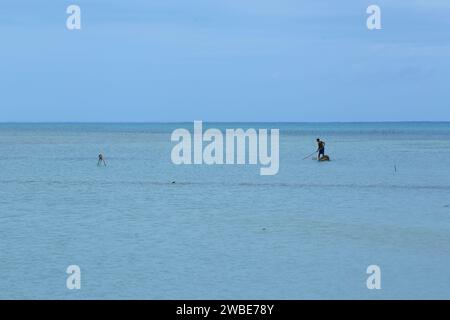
(1, 122, 449, 299)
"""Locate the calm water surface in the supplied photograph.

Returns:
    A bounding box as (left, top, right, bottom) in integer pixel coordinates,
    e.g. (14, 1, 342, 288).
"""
(1, 122, 450, 299)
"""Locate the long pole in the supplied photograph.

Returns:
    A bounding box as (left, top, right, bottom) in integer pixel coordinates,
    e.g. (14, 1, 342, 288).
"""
(302, 150, 317, 160)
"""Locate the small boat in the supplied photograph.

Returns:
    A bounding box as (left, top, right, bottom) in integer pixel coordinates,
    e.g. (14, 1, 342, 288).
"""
(318, 155, 330, 162)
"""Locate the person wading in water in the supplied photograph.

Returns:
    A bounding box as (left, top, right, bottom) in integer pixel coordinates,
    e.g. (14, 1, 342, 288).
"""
(98, 153, 107, 166)
(316, 138, 326, 160)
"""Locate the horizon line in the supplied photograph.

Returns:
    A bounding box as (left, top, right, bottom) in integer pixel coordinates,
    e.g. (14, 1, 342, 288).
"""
(1, 121, 450, 124)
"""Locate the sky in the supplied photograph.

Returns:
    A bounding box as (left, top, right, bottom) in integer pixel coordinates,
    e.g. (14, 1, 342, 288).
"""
(1, 0, 449, 122)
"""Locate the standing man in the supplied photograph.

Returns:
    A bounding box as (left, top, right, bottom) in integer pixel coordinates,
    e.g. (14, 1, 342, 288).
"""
(98, 153, 107, 166)
(316, 138, 325, 160)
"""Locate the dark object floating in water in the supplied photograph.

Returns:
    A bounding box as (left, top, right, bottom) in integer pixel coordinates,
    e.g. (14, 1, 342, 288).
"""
(318, 155, 330, 162)
(171, 181, 176, 184)
(262, 228, 266, 231)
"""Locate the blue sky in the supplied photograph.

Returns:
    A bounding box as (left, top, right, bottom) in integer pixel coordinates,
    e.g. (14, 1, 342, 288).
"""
(1, 0, 449, 122)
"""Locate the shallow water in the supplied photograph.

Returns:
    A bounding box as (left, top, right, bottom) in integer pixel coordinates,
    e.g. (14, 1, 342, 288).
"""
(1, 122, 450, 299)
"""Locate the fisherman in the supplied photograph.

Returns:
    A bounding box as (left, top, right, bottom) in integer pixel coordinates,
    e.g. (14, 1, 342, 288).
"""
(316, 138, 325, 160)
(98, 153, 107, 166)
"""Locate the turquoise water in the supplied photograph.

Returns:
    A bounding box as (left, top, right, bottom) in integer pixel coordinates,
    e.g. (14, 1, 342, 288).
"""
(1, 122, 450, 299)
